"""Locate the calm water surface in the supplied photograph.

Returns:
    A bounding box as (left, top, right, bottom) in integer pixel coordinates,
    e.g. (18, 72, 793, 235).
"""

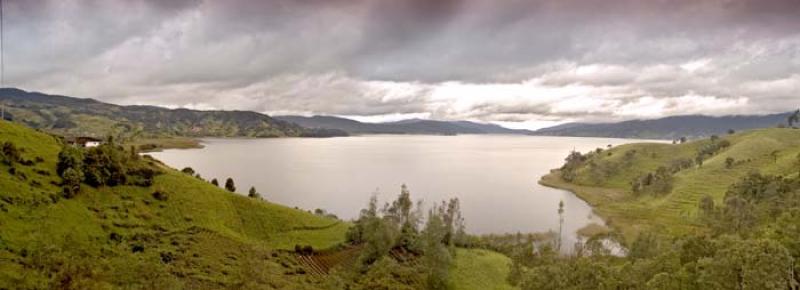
(151, 135, 648, 245)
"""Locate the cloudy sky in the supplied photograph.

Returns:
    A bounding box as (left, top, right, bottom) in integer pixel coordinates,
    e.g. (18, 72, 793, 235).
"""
(3, 0, 800, 129)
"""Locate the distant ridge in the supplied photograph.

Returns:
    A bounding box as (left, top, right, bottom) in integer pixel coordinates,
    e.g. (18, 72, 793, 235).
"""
(274, 115, 533, 135)
(0, 88, 347, 138)
(533, 113, 793, 140)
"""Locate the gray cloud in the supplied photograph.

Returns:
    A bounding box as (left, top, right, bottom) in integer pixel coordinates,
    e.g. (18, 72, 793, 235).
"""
(3, 0, 800, 128)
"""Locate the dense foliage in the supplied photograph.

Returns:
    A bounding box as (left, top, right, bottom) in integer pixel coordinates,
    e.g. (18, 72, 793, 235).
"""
(343, 185, 466, 289)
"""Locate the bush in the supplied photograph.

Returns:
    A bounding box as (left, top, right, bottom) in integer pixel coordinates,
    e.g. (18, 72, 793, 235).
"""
(83, 144, 128, 187)
(225, 178, 236, 192)
(152, 190, 169, 201)
(62, 168, 83, 198)
(0, 141, 21, 165)
(181, 167, 195, 175)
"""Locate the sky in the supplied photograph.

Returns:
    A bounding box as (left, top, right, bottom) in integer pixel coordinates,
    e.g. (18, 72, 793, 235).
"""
(3, 0, 800, 129)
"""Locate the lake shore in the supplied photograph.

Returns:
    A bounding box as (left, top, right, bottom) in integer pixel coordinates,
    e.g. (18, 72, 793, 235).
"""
(538, 170, 636, 243)
(127, 137, 204, 152)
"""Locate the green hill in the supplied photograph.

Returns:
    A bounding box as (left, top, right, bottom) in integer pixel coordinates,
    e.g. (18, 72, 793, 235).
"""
(0, 120, 515, 289)
(541, 128, 800, 241)
(0, 120, 348, 288)
(0, 88, 346, 141)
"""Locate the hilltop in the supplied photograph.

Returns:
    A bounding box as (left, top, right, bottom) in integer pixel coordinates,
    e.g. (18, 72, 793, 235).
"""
(540, 127, 800, 241)
(0, 88, 347, 141)
(275, 115, 533, 135)
(533, 113, 792, 140)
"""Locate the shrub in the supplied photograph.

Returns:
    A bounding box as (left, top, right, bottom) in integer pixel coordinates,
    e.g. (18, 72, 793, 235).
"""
(0, 141, 21, 165)
(152, 190, 169, 201)
(248, 186, 260, 198)
(225, 178, 236, 192)
(181, 167, 195, 175)
(61, 168, 83, 198)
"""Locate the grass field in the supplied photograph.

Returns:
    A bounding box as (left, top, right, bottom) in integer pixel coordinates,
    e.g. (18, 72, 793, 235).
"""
(450, 249, 518, 290)
(541, 128, 800, 242)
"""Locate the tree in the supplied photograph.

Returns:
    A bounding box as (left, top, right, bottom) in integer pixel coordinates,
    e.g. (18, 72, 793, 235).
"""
(787, 109, 799, 127)
(181, 167, 195, 175)
(248, 186, 260, 198)
(680, 137, 687, 144)
(224, 178, 236, 192)
(83, 143, 127, 187)
(698, 195, 715, 219)
(422, 207, 451, 290)
(61, 168, 83, 198)
(557, 200, 564, 251)
(725, 157, 735, 169)
(358, 195, 397, 265)
(57, 146, 84, 177)
(211, 178, 219, 186)
(727, 129, 735, 135)
(698, 237, 794, 289)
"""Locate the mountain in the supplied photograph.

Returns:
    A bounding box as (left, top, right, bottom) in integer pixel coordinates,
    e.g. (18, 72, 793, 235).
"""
(532, 113, 793, 140)
(0, 88, 347, 138)
(274, 115, 533, 135)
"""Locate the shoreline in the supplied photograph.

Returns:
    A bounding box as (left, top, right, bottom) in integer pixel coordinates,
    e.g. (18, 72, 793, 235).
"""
(538, 169, 633, 243)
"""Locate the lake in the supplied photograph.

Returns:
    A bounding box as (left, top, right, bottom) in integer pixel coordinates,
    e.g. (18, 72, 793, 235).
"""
(150, 135, 646, 246)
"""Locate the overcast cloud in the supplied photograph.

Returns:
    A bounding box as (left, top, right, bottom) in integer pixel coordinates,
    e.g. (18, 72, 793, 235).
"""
(3, 0, 800, 129)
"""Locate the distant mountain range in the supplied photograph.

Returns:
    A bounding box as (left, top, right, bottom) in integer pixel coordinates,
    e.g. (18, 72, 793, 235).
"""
(274, 115, 534, 135)
(0, 88, 346, 138)
(2, 87, 793, 140)
(532, 113, 794, 140)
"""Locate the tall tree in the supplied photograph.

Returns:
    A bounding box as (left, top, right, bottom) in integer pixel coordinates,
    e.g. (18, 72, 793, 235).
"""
(788, 109, 799, 127)
(422, 207, 451, 290)
(557, 200, 565, 251)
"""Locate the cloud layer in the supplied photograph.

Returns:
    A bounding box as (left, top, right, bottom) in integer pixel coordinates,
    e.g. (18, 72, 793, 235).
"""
(4, 0, 800, 128)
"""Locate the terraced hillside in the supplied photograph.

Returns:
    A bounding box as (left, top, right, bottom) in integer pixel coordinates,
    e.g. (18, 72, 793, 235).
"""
(0, 120, 348, 288)
(541, 128, 800, 242)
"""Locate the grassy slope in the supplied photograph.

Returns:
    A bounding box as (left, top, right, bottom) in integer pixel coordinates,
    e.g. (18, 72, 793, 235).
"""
(540, 128, 800, 242)
(450, 249, 518, 290)
(0, 120, 347, 288)
(0, 120, 515, 289)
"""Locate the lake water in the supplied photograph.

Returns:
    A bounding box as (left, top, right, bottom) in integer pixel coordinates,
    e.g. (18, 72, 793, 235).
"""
(150, 135, 644, 246)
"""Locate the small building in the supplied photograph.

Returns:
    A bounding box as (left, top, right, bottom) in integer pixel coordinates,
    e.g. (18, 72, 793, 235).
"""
(67, 137, 103, 148)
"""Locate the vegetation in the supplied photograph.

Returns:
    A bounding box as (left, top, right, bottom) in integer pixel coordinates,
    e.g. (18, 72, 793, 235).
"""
(531, 127, 800, 289)
(0, 120, 350, 289)
(0, 88, 346, 147)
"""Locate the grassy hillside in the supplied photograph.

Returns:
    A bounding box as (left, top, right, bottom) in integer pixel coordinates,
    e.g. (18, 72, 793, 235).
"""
(0, 120, 517, 289)
(451, 249, 517, 290)
(541, 128, 800, 242)
(0, 88, 346, 142)
(0, 120, 348, 288)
